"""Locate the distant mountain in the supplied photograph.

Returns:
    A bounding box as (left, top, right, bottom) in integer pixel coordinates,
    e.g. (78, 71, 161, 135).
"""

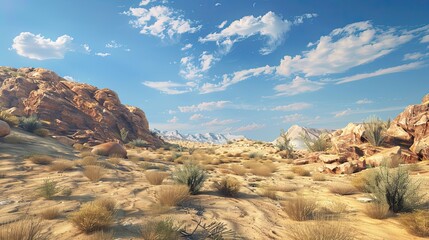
(272, 125, 332, 150)
(152, 129, 245, 144)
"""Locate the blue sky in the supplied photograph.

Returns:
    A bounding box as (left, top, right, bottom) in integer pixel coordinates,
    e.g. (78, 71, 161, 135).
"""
(1, 0, 428, 141)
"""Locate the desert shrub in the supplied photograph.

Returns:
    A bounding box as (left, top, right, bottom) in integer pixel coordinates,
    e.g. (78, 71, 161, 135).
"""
(157, 185, 190, 206)
(248, 152, 263, 159)
(285, 172, 295, 179)
(301, 133, 331, 152)
(213, 177, 241, 197)
(282, 197, 318, 221)
(291, 166, 311, 176)
(140, 219, 181, 240)
(62, 188, 73, 197)
(350, 168, 378, 192)
(363, 203, 390, 219)
(277, 129, 295, 158)
(120, 128, 128, 143)
(167, 152, 182, 162)
(50, 160, 74, 172)
(69, 201, 114, 233)
(145, 171, 169, 185)
(399, 210, 429, 237)
(363, 116, 387, 146)
(81, 156, 98, 166)
(328, 184, 357, 195)
(266, 184, 298, 193)
(230, 164, 247, 176)
(19, 116, 42, 133)
(88, 231, 114, 240)
(94, 198, 116, 212)
(83, 165, 105, 182)
(27, 155, 54, 165)
(33, 128, 49, 137)
(172, 163, 207, 194)
(129, 138, 149, 147)
(0, 111, 19, 126)
(367, 166, 423, 212)
(287, 221, 356, 240)
(0, 218, 48, 240)
(261, 189, 278, 200)
(39, 207, 60, 220)
(38, 179, 58, 199)
(312, 173, 327, 181)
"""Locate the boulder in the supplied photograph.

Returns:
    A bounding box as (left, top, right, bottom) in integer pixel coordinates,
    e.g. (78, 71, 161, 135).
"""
(0, 120, 11, 137)
(293, 159, 309, 165)
(91, 142, 127, 158)
(52, 136, 75, 146)
(366, 146, 402, 167)
(319, 154, 347, 164)
(410, 136, 429, 160)
(331, 123, 365, 156)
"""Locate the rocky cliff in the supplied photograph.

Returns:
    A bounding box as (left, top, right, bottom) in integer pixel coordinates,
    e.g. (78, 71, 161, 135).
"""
(0, 67, 163, 146)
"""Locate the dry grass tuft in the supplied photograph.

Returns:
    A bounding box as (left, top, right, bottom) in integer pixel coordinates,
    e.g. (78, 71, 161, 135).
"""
(287, 220, 357, 240)
(140, 219, 181, 240)
(399, 210, 429, 237)
(312, 173, 327, 181)
(145, 171, 169, 185)
(81, 156, 99, 166)
(266, 184, 298, 193)
(83, 165, 105, 182)
(39, 207, 60, 220)
(94, 198, 116, 213)
(106, 158, 121, 165)
(261, 189, 277, 200)
(49, 160, 74, 172)
(328, 184, 358, 195)
(230, 165, 247, 176)
(213, 177, 241, 197)
(0, 218, 48, 240)
(282, 197, 318, 221)
(285, 172, 295, 179)
(158, 185, 190, 206)
(69, 201, 114, 233)
(363, 203, 390, 219)
(27, 155, 54, 165)
(292, 166, 311, 176)
(350, 168, 378, 192)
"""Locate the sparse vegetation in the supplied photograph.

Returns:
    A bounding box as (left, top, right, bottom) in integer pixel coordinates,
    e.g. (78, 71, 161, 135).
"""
(282, 197, 318, 221)
(83, 165, 105, 182)
(80, 156, 99, 166)
(49, 160, 74, 171)
(328, 184, 357, 195)
(230, 164, 247, 176)
(27, 154, 54, 165)
(129, 138, 149, 148)
(363, 203, 390, 219)
(140, 219, 181, 240)
(94, 198, 116, 213)
(39, 207, 60, 220)
(38, 179, 58, 199)
(69, 201, 114, 233)
(172, 163, 207, 194)
(19, 116, 42, 133)
(363, 116, 387, 146)
(399, 210, 429, 237)
(277, 129, 295, 159)
(350, 168, 378, 192)
(0, 218, 48, 240)
(312, 173, 327, 181)
(301, 133, 331, 152)
(145, 171, 169, 185)
(120, 128, 128, 143)
(213, 177, 241, 197)
(33, 128, 49, 137)
(157, 185, 190, 206)
(248, 152, 263, 159)
(0, 111, 19, 126)
(287, 221, 356, 240)
(291, 166, 311, 176)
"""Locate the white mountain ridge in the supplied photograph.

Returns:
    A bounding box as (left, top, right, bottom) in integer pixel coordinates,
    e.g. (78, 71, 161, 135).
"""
(272, 125, 332, 150)
(152, 129, 245, 144)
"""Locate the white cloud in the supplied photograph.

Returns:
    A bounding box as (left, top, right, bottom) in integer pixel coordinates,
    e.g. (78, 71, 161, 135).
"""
(403, 52, 429, 61)
(421, 34, 429, 43)
(274, 76, 324, 96)
(179, 101, 230, 112)
(63, 76, 76, 82)
(143, 81, 190, 94)
(356, 98, 373, 104)
(202, 118, 239, 126)
(281, 113, 304, 123)
(12, 32, 73, 60)
(126, 6, 201, 39)
(168, 110, 176, 114)
(334, 108, 352, 118)
(190, 114, 204, 120)
(293, 13, 317, 24)
(277, 21, 413, 77)
(95, 52, 111, 57)
(139, 0, 151, 6)
(199, 11, 292, 55)
(168, 116, 178, 123)
(333, 106, 405, 118)
(272, 102, 312, 111)
(180, 52, 217, 80)
(335, 62, 424, 84)
(234, 123, 265, 132)
(82, 44, 91, 53)
(106, 40, 122, 48)
(215, 3, 221, 7)
(200, 65, 274, 93)
(218, 20, 227, 29)
(181, 43, 193, 51)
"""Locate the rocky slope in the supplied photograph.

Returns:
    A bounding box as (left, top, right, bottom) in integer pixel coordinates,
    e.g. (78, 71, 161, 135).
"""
(272, 125, 331, 150)
(152, 129, 245, 144)
(0, 67, 163, 146)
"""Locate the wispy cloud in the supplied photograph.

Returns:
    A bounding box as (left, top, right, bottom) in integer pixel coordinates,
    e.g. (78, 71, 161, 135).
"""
(63, 76, 77, 82)
(274, 76, 324, 96)
(179, 101, 230, 112)
(180, 52, 217, 80)
(281, 113, 304, 123)
(234, 123, 265, 132)
(272, 102, 312, 111)
(95, 52, 111, 57)
(335, 62, 424, 84)
(217, 20, 227, 29)
(143, 81, 191, 94)
(181, 43, 193, 51)
(333, 106, 406, 118)
(202, 118, 239, 126)
(12, 32, 73, 60)
(105, 40, 122, 48)
(82, 44, 91, 53)
(189, 114, 204, 120)
(168, 116, 178, 123)
(403, 52, 429, 61)
(356, 98, 373, 104)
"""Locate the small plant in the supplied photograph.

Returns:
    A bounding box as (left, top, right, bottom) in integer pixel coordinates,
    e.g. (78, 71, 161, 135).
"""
(0, 111, 19, 126)
(145, 171, 169, 185)
(291, 166, 311, 177)
(19, 116, 42, 133)
(33, 128, 49, 137)
(39, 207, 60, 220)
(188, 147, 196, 155)
(399, 210, 429, 237)
(328, 184, 357, 195)
(213, 177, 241, 197)
(140, 219, 181, 240)
(27, 155, 54, 165)
(350, 168, 378, 192)
(282, 197, 318, 221)
(157, 185, 190, 206)
(287, 221, 356, 240)
(249, 152, 262, 159)
(285, 172, 295, 179)
(83, 165, 105, 182)
(301, 133, 331, 152)
(120, 128, 128, 143)
(172, 163, 207, 194)
(94, 198, 116, 213)
(38, 179, 58, 199)
(69, 201, 114, 233)
(363, 203, 390, 219)
(363, 116, 387, 146)
(129, 138, 149, 147)
(49, 160, 74, 172)
(62, 187, 73, 197)
(80, 156, 99, 166)
(312, 173, 327, 181)
(277, 129, 295, 158)
(0, 217, 48, 240)
(230, 164, 247, 176)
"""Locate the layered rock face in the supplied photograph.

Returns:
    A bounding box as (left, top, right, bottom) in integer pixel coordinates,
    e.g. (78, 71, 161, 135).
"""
(0, 67, 163, 146)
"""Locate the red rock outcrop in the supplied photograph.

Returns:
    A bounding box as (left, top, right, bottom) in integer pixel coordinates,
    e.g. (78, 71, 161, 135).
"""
(0, 67, 163, 146)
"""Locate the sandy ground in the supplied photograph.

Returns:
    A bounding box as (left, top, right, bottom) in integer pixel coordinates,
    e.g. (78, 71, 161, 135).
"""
(0, 130, 428, 239)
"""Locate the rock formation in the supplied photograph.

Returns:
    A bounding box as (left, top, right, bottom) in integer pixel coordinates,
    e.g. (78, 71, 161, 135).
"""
(0, 67, 163, 146)
(0, 120, 10, 137)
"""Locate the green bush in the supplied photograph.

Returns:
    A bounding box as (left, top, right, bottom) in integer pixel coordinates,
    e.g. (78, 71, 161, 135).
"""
(38, 179, 58, 199)
(213, 177, 241, 197)
(277, 129, 295, 158)
(172, 163, 207, 194)
(301, 133, 330, 152)
(129, 138, 149, 147)
(140, 219, 181, 240)
(19, 116, 42, 133)
(363, 116, 387, 146)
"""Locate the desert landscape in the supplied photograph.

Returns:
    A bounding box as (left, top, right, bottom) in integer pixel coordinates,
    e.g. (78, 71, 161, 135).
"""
(0, 67, 428, 240)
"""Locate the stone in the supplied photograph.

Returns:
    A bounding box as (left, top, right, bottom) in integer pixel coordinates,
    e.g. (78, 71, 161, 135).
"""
(91, 142, 127, 158)
(410, 136, 429, 160)
(293, 159, 309, 165)
(52, 136, 75, 146)
(0, 120, 11, 137)
(366, 146, 402, 167)
(319, 154, 345, 164)
(356, 197, 373, 203)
